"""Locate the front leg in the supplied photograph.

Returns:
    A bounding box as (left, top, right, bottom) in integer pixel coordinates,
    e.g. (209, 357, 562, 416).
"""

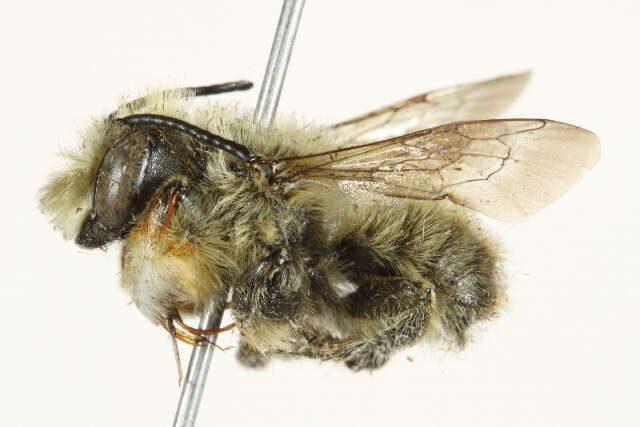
(231, 248, 308, 327)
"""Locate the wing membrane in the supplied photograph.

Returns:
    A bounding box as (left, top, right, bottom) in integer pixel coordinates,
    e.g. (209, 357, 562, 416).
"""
(332, 72, 531, 145)
(280, 119, 599, 221)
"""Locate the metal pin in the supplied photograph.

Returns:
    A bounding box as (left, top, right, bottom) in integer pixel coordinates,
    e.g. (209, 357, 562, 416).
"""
(254, 0, 305, 125)
(171, 1, 305, 426)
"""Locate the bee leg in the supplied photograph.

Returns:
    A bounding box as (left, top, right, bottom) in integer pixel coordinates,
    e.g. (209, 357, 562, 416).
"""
(343, 277, 432, 371)
(343, 341, 391, 371)
(173, 311, 236, 335)
(236, 340, 270, 369)
(166, 316, 184, 383)
(232, 248, 305, 326)
(343, 304, 430, 371)
(346, 276, 431, 319)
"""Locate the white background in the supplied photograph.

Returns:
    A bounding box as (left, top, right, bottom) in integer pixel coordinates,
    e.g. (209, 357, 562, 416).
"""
(2, 1, 638, 426)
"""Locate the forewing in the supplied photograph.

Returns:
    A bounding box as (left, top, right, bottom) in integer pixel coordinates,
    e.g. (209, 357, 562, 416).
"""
(280, 119, 599, 221)
(332, 72, 531, 145)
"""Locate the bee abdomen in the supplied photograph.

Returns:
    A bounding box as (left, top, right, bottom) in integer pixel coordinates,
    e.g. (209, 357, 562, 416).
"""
(429, 230, 502, 345)
(334, 202, 502, 347)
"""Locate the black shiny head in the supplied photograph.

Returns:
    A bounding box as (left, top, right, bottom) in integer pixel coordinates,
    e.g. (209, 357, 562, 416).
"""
(76, 129, 188, 248)
(76, 80, 256, 248)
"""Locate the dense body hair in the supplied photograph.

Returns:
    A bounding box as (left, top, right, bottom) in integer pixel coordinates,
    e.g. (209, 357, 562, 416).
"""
(40, 89, 503, 370)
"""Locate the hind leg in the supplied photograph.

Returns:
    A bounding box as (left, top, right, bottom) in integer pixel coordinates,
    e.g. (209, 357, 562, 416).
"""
(344, 316, 428, 371)
(336, 235, 433, 370)
(342, 277, 431, 371)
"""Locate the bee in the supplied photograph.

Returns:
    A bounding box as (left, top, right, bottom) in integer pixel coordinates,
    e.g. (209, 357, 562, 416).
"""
(39, 72, 599, 371)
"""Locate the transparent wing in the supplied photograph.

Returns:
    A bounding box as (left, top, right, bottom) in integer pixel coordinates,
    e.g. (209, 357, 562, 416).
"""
(278, 119, 599, 221)
(332, 72, 531, 145)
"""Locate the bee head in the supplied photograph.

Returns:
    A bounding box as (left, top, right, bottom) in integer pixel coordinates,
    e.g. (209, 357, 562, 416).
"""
(76, 126, 191, 248)
(39, 120, 189, 248)
(39, 81, 254, 248)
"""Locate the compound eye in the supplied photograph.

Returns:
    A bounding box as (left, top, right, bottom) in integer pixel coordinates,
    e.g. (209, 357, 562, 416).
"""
(94, 132, 150, 231)
(77, 128, 187, 248)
